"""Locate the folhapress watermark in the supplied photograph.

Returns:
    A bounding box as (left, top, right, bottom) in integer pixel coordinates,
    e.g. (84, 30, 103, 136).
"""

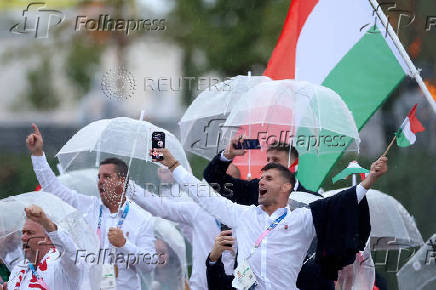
(10, 2, 64, 39)
(75, 15, 166, 36)
(75, 249, 165, 269)
(11, 2, 166, 38)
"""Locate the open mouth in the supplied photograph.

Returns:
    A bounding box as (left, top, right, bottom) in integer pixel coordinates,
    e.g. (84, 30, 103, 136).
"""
(259, 189, 267, 196)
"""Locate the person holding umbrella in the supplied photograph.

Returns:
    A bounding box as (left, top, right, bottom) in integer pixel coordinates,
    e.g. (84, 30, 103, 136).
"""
(1, 205, 81, 290)
(152, 147, 385, 290)
(26, 123, 157, 290)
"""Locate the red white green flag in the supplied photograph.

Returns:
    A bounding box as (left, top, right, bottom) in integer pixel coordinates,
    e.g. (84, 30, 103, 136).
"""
(262, 0, 433, 191)
(395, 104, 425, 147)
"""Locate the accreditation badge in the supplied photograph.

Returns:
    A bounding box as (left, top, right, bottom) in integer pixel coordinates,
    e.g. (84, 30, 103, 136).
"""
(100, 264, 117, 289)
(232, 259, 257, 289)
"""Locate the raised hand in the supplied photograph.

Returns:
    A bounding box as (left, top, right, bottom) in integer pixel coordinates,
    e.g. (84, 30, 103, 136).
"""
(361, 156, 388, 190)
(149, 148, 179, 171)
(25, 205, 57, 232)
(25, 123, 44, 156)
(223, 135, 246, 160)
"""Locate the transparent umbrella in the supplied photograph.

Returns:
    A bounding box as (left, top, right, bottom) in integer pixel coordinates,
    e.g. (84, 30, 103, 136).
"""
(56, 117, 191, 189)
(179, 75, 271, 160)
(0, 191, 101, 289)
(140, 217, 188, 290)
(221, 79, 360, 179)
(323, 188, 424, 250)
(397, 234, 436, 290)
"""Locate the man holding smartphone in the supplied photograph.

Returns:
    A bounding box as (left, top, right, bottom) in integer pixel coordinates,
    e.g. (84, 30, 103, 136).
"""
(203, 136, 332, 289)
(155, 147, 379, 290)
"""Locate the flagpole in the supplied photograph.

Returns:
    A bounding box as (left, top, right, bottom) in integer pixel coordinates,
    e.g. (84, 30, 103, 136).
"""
(368, 0, 436, 113)
(382, 135, 397, 156)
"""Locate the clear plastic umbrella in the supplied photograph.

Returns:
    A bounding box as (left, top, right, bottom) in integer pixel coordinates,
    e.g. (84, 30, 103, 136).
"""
(323, 188, 424, 250)
(140, 217, 188, 290)
(56, 169, 190, 289)
(56, 117, 191, 190)
(0, 191, 101, 289)
(397, 234, 436, 290)
(221, 79, 360, 179)
(179, 75, 271, 160)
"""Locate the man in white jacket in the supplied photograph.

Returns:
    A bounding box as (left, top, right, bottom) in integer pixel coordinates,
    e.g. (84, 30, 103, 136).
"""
(26, 123, 156, 290)
(2, 205, 81, 290)
(151, 148, 388, 290)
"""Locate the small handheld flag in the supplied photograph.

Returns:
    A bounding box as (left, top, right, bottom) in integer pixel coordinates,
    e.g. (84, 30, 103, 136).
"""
(395, 104, 425, 147)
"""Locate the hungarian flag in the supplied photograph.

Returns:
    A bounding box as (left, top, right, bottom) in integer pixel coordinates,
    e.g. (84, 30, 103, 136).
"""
(264, 0, 412, 190)
(395, 104, 425, 147)
(332, 161, 369, 184)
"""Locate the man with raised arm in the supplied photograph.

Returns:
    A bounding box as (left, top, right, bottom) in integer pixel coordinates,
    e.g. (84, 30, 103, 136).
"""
(1, 205, 81, 290)
(153, 147, 386, 290)
(128, 175, 235, 290)
(25, 123, 156, 290)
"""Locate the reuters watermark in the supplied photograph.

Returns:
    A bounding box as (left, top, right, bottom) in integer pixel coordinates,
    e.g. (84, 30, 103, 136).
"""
(144, 77, 232, 92)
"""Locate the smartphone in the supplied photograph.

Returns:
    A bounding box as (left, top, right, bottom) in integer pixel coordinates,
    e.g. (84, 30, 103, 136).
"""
(233, 139, 261, 150)
(152, 132, 165, 161)
(220, 224, 233, 247)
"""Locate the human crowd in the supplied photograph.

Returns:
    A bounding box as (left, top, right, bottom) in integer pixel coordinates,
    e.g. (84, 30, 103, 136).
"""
(0, 123, 388, 290)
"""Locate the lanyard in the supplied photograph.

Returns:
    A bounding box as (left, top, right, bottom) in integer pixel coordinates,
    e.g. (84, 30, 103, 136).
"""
(255, 208, 288, 248)
(96, 201, 130, 243)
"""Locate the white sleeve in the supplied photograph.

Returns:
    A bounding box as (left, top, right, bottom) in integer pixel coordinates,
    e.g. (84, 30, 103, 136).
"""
(172, 166, 249, 228)
(117, 218, 156, 273)
(47, 228, 81, 279)
(130, 184, 196, 225)
(31, 153, 96, 209)
(356, 184, 368, 203)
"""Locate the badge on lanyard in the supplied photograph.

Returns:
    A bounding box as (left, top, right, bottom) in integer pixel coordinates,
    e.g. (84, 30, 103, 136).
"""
(232, 259, 257, 290)
(100, 264, 117, 290)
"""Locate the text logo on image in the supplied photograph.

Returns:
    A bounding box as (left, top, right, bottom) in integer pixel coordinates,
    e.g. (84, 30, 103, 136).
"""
(10, 2, 64, 39)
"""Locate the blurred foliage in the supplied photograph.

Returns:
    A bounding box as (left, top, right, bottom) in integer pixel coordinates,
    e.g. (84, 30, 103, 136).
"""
(65, 35, 105, 99)
(0, 152, 58, 199)
(167, 0, 290, 105)
(25, 55, 59, 109)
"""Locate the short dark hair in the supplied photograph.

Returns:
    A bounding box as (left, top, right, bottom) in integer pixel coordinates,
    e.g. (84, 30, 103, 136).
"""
(261, 162, 295, 189)
(267, 142, 298, 160)
(100, 157, 128, 179)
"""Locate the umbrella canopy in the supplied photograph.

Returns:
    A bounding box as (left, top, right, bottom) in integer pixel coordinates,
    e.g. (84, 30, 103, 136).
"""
(179, 75, 271, 160)
(221, 79, 360, 179)
(323, 188, 424, 250)
(56, 169, 189, 289)
(147, 217, 188, 290)
(0, 191, 101, 289)
(56, 117, 191, 187)
(397, 234, 436, 290)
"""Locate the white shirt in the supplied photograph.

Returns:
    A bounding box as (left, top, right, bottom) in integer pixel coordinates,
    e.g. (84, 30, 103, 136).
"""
(130, 185, 235, 290)
(8, 229, 81, 290)
(172, 165, 367, 290)
(32, 154, 156, 290)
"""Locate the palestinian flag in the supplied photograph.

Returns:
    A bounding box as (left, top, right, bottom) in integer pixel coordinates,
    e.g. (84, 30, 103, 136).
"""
(395, 104, 425, 147)
(264, 0, 412, 191)
(332, 161, 369, 184)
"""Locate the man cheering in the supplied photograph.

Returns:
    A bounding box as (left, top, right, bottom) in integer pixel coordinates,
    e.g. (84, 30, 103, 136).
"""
(26, 123, 156, 290)
(153, 148, 387, 289)
(1, 205, 81, 290)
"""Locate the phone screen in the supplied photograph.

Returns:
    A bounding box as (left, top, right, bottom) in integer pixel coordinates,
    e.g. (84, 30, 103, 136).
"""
(233, 139, 261, 150)
(152, 132, 165, 160)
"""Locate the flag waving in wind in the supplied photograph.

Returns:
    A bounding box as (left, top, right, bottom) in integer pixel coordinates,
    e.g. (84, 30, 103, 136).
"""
(395, 104, 425, 147)
(263, 0, 436, 191)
